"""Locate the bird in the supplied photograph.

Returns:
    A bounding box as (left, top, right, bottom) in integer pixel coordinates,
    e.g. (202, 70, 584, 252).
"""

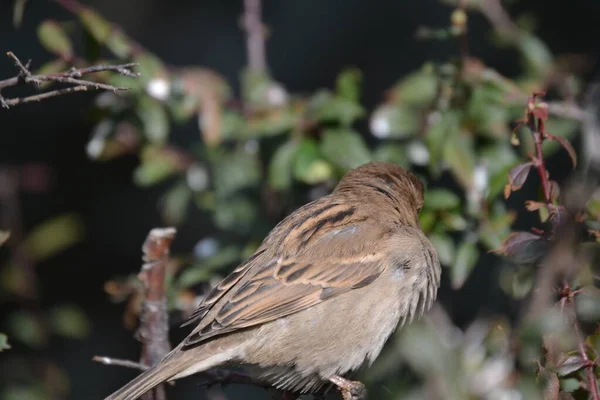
(104, 161, 441, 400)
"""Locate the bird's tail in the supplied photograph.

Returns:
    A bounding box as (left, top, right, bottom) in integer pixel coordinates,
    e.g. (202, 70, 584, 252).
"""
(104, 348, 196, 400)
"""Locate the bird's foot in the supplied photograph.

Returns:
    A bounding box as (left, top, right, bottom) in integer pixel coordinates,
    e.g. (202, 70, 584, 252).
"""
(329, 376, 367, 400)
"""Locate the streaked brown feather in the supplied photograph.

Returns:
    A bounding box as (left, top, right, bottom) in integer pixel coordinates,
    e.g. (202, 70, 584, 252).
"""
(183, 219, 389, 347)
(180, 161, 428, 348)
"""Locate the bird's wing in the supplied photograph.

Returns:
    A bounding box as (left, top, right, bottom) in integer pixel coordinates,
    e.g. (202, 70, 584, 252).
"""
(182, 220, 392, 347)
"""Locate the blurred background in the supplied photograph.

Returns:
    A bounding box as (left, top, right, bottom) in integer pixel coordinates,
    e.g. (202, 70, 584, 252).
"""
(1, 0, 599, 399)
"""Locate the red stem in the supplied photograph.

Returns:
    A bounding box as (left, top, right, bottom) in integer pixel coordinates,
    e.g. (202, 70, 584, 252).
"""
(528, 114, 552, 203)
(527, 96, 599, 400)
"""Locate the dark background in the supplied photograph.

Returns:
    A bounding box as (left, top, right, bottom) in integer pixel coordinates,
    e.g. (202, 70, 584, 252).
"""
(0, 0, 599, 398)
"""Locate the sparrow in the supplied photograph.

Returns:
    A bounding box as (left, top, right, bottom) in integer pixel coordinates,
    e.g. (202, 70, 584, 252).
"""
(105, 161, 441, 400)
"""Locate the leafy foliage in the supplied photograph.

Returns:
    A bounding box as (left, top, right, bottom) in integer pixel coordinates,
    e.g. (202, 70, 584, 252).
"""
(5, 0, 598, 399)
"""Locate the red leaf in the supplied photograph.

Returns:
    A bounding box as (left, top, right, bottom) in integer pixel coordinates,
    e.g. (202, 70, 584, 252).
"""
(525, 200, 546, 211)
(531, 101, 549, 121)
(506, 162, 533, 196)
(548, 134, 577, 168)
(496, 231, 549, 264)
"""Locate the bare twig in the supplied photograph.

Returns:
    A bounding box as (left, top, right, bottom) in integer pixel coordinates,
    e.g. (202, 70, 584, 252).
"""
(567, 290, 600, 400)
(93, 354, 278, 391)
(0, 52, 139, 108)
(242, 0, 267, 72)
(93, 356, 148, 371)
(136, 228, 176, 400)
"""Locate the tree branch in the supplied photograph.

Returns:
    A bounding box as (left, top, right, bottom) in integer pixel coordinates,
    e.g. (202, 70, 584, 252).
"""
(0, 51, 139, 108)
(136, 228, 176, 400)
(242, 0, 267, 72)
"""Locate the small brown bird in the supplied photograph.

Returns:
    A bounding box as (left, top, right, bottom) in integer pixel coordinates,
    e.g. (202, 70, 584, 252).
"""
(105, 161, 441, 400)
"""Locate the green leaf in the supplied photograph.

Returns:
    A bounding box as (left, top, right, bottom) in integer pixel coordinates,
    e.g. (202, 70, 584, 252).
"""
(25, 213, 83, 262)
(106, 30, 134, 58)
(518, 33, 553, 75)
(269, 140, 298, 190)
(480, 143, 518, 199)
(451, 241, 478, 289)
(133, 161, 176, 187)
(2, 386, 49, 400)
(479, 209, 515, 251)
(213, 149, 261, 197)
(213, 196, 257, 233)
(177, 245, 241, 288)
(423, 189, 460, 210)
(419, 210, 436, 233)
(559, 378, 580, 393)
(320, 129, 371, 170)
(336, 68, 362, 102)
(241, 68, 272, 106)
(441, 213, 468, 231)
(49, 304, 91, 339)
(443, 132, 475, 189)
(37, 20, 73, 59)
(79, 8, 112, 43)
(393, 64, 438, 107)
(136, 96, 169, 143)
(575, 289, 600, 322)
(372, 143, 409, 167)
(466, 85, 509, 138)
(133, 146, 181, 187)
(500, 265, 534, 299)
(7, 311, 46, 348)
(0, 333, 10, 351)
(308, 90, 365, 127)
(428, 233, 455, 266)
(160, 181, 191, 225)
(425, 110, 460, 176)
(370, 104, 420, 139)
(133, 52, 167, 85)
(243, 109, 298, 138)
(293, 139, 333, 184)
(219, 110, 245, 140)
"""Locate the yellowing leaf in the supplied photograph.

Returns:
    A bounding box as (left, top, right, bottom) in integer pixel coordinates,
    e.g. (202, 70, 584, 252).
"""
(24, 214, 83, 262)
(37, 20, 73, 59)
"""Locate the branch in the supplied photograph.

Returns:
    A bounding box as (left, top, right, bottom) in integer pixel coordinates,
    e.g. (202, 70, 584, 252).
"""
(92, 356, 148, 371)
(93, 355, 281, 390)
(136, 228, 176, 400)
(0, 51, 139, 108)
(516, 91, 600, 400)
(242, 0, 267, 72)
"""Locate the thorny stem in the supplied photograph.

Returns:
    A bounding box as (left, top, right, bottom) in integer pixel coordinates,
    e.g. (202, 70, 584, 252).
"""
(523, 94, 600, 400)
(527, 112, 552, 204)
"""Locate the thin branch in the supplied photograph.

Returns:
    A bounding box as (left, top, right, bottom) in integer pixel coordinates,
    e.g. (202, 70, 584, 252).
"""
(242, 0, 267, 72)
(136, 228, 176, 400)
(93, 356, 148, 371)
(527, 113, 552, 204)
(0, 51, 139, 109)
(517, 91, 600, 400)
(93, 354, 280, 390)
(567, 294, 600, 400)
